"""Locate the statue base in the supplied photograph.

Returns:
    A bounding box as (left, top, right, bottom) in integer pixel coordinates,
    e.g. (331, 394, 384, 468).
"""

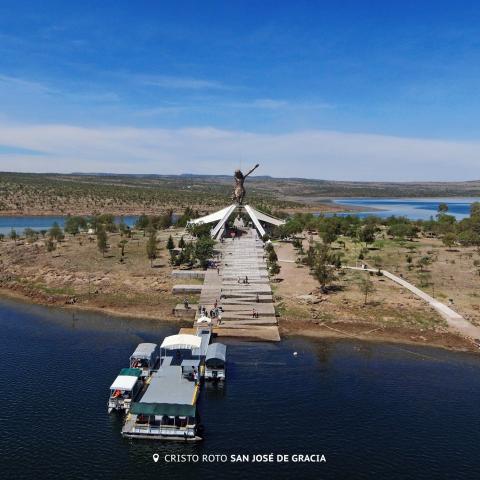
(187, 203, 285, 239)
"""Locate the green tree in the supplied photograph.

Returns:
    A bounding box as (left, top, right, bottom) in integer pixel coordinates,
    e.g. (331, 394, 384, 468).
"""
(311, 243, 338, 293)
(135, 214, 149, 236)
(64, 216, 86, 236)
(358, 224, 376, 246)
(471, 202, 480, 218)
(95, 214, 117, 233)
(176, 207, 197, 228)
(166, 235, 175, 250)
(178, 236, 186, 249)
(96, 225, 108, 257)
(320, 223, 338, 245)
(358, 276, 376, 305)
(438, 203, 449, 214)
(417, 255, 432, 272)
(442, 232, 457, 248)
(24, 228, 37, 243)
(146, 230, 157, 267)
(10, 229, 18, 244)
(388, 223, 418, 240)
(188, 222, 211, 238)
(268, 249, 278, 263)
(194, 236, 215, 269)
(49, 222, 64, 241)
(270, 262, 281, 276)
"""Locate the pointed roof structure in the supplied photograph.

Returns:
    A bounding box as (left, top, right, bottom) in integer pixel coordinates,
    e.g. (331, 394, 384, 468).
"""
(187, 204, 285, 239)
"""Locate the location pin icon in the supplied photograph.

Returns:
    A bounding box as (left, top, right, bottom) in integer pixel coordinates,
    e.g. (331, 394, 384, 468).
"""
(153, 453, 159, 463)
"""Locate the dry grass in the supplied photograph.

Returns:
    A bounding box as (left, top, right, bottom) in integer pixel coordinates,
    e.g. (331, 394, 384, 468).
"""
(0, 228, 199, 320)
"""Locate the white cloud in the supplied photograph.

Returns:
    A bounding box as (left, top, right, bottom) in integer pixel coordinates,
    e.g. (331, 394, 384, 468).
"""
(0, 122, 479, 181)
(224, 98, 335, 110)
(137, 74, 229, 90)
(0, 74, 53, 94)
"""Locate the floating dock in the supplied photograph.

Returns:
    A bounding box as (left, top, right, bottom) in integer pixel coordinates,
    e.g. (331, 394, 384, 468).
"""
(121, 327, 225, 441)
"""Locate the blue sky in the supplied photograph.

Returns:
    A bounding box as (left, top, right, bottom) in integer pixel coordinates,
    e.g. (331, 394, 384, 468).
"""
(1, 1, 480, 180)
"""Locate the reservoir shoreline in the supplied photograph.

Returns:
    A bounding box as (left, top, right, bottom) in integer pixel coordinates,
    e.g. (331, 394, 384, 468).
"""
(0, 288, 475, 353)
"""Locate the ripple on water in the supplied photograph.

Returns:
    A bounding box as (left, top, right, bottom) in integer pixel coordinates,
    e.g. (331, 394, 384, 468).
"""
(1, 299, 480, 480)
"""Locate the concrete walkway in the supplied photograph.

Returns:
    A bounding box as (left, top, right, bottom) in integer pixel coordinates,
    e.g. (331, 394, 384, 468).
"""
(196, 229, 280, 341)
(345, 266, 480, 340)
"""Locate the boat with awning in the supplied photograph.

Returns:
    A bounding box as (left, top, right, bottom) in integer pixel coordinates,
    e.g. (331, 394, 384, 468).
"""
(108, 367, 143, 414)
(205, 343, 227, 381)
(129, 343, 159, 378)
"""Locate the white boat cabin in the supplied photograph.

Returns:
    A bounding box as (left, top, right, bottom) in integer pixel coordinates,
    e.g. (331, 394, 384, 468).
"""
(108, 367, 143, 414)
(129, 343, 159, 378)
(205, 343, 226, 381)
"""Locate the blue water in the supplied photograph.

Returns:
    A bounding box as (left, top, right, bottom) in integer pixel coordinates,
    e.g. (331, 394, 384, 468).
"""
(0, 216, 139, 236)
(1, 198, 477, 235)
(1, 297, 480, 479)
(333, 197, 480, 220)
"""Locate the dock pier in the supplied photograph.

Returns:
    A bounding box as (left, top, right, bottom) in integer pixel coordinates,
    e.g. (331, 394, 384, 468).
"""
(176, 228, 280, 342)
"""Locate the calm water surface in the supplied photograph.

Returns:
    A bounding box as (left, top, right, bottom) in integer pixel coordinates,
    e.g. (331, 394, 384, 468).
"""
(0, 216, 139, 235)
(333, 197, 480, 220)
(1, 198, 478, 235)
(1, 298, 480, 479)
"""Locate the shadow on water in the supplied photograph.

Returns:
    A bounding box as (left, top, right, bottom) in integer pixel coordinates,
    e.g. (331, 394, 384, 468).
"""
(1, 296, 480, 479)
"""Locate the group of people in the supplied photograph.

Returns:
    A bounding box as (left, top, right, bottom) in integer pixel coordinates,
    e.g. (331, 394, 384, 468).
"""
(198, 302, 223, 321)
(238, 275, 249, 284)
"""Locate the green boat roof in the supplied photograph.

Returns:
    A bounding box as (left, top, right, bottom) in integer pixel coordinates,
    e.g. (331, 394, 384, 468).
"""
(119, 368, 143, 377)
(130, 402, 196, 417)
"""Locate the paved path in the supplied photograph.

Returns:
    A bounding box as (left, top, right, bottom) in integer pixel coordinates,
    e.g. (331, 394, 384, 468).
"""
(196, 229, 279, 341)
(345, 266, 480, 340)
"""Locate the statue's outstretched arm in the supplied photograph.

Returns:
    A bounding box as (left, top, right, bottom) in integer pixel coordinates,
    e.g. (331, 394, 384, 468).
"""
(244, 163, 260, 178)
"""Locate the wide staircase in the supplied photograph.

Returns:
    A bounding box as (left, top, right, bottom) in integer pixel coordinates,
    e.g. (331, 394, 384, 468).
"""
(197, 229, 277, 328)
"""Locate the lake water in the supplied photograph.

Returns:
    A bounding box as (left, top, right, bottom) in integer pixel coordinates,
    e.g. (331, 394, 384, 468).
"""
(333, 197, 480, 220)
(1, 198, 479, 235)
(1, 297, 480, 479)
(0, 216, 139, 236)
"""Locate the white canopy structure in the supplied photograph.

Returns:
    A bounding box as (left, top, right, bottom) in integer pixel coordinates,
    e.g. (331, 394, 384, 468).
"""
(110, 375, 138, 391)
(187, 203, 285, 239)
(130, 343, 157, 359)
(160, 334, 202, 350)
(196, 315, 211, 325)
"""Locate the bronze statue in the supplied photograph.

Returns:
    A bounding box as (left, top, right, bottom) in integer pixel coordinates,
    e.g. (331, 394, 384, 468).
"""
(232, 163, 259, 204)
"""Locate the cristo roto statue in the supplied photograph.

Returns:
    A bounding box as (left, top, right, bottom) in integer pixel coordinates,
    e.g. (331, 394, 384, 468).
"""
(232, 163, 259, 204)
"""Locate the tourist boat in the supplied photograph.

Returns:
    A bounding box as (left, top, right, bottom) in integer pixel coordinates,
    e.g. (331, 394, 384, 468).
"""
(205, 343, 226, 381)
(129, 343, 159, 378)
(122, 330, 212, 441)
(108, 367, 144, 414)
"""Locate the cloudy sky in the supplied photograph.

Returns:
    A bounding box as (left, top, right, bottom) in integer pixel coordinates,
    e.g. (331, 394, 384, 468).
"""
(1, 0, 480, 180)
